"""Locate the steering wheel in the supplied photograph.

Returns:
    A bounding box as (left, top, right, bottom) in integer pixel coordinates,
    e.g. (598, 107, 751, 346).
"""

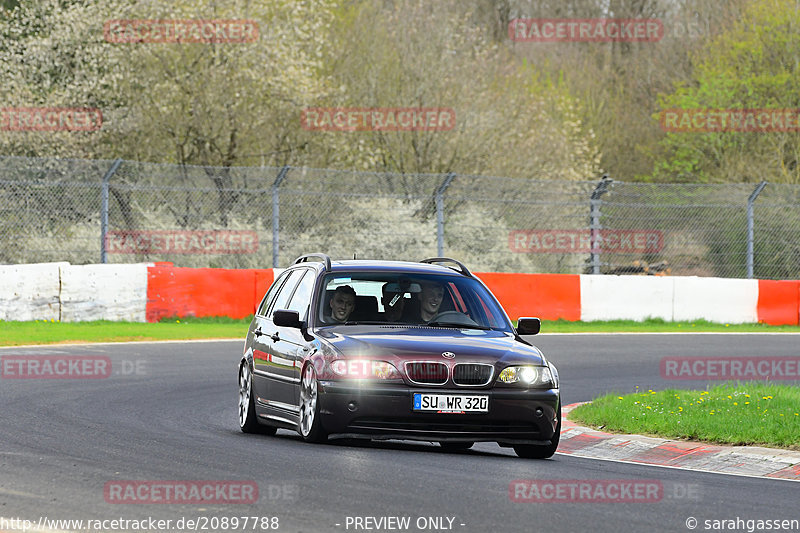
(433, 310, 479, 327)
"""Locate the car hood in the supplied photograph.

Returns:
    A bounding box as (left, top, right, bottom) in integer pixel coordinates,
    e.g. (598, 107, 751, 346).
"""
(315, 325, 545, 365)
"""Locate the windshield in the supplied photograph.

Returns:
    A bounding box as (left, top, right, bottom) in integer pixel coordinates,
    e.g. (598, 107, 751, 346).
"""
(317, 272, 512, 331)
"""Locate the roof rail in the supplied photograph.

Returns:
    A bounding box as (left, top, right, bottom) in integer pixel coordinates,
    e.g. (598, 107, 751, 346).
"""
(420, 257, 472, 277)
(293, 253, 332, 271)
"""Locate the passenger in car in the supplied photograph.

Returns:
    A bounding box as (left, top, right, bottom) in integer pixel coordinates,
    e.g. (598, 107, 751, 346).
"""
(380, 282, 406, 322)
(329, 285, 356, 323)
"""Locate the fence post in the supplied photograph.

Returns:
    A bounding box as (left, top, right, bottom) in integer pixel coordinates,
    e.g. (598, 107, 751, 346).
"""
(100, 158, 123, 264)
(272, 166, 291, 268)
(746, 180, 768, 279)
(435, 172, 456, 257)
(589, 175, 613, 274)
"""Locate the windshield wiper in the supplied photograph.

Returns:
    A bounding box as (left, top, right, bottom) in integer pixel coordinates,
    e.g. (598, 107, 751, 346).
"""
(424, 321, 491, 330)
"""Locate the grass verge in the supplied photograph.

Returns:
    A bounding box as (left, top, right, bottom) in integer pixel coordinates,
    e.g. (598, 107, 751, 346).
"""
(568, 383, 800, 450)
(0, 316, 251, 346)
(1, 317, 798, 347)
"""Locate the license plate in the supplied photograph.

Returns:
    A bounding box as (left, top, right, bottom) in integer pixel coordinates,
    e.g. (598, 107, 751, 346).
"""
(413, 393, 489, 413)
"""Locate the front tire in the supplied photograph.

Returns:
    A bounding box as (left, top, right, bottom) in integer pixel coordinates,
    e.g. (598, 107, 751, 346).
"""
(513, 403, 561, 459)
(299, 364, 328, 443)
(239, 362, 276, 435)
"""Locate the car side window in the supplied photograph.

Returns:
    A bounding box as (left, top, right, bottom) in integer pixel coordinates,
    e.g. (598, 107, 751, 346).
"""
(285, 269, 315, 320)
(266, 269, 303, 317)
(257, 271, 291, 317)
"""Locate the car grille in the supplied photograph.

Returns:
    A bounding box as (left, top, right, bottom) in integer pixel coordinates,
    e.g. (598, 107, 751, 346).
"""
(405, 362, 449, 385)
(452, 363, 493, 386)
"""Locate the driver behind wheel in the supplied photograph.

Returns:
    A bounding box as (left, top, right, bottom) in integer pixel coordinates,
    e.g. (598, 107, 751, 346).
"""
(404, 280, 444, 324)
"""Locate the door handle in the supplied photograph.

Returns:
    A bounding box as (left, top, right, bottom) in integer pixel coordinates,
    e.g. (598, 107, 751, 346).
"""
(270, 332, 280, 342)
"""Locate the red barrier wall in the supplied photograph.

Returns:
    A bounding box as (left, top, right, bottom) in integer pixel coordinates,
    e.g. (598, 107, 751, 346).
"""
(145, 266, 580, 323)
(757, 280, 800, 326)
(146, 266, 273, 322)
(145, 265, 796, 326)
(476, 272, 581, 321)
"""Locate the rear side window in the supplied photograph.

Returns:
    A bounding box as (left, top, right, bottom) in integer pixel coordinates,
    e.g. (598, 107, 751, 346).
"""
(267, 269, 303, 317)
(285, 269, 315, 320)
(257, 271, 291, 317)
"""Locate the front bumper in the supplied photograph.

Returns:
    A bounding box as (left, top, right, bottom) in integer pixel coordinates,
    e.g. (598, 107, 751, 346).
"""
(318, 381, 559, 445)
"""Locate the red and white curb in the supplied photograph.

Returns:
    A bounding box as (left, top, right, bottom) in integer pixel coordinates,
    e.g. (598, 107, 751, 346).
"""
(560, 402, 800, 481)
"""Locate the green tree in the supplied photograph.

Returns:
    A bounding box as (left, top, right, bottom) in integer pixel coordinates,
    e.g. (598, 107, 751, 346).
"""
(0, 0, 335, 166)
(315, 0, 601, 179)
(653, 0, 800, 183)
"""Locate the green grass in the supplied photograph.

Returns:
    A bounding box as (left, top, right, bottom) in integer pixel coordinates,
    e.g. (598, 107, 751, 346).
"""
(1, 317, 798, 346)
(569, 383, 800, 450)
(0, 316, 251, 346)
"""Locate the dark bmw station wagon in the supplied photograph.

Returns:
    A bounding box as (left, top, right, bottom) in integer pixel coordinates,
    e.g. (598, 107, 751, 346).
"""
(237, 254, 561, 459)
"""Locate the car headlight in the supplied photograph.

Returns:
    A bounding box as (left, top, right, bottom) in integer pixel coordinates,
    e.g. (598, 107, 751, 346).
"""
(330, 359, 401, 380)
(498, 365, 553, 387)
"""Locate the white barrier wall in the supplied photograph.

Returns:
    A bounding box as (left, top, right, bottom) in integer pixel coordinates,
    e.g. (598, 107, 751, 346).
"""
(59, 264, 149, 322)
(672, 277, 758, 324)
(580, 274, 759, 324)
(0, 262, 67, 321)
(580, 275, 675, 322)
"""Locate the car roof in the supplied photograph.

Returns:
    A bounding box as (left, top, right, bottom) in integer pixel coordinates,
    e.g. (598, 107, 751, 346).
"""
(290, 258, 472, 277)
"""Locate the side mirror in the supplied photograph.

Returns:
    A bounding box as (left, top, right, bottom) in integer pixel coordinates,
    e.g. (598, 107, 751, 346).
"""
(273, 309, 304, 329)
(516, 317, 541, 336)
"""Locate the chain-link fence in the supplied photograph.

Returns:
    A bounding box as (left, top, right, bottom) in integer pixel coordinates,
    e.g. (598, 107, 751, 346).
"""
(1, 155, 799, 279)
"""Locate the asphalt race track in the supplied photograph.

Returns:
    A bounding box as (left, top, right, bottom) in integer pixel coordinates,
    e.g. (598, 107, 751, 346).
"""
(1, 334, 798, 533)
